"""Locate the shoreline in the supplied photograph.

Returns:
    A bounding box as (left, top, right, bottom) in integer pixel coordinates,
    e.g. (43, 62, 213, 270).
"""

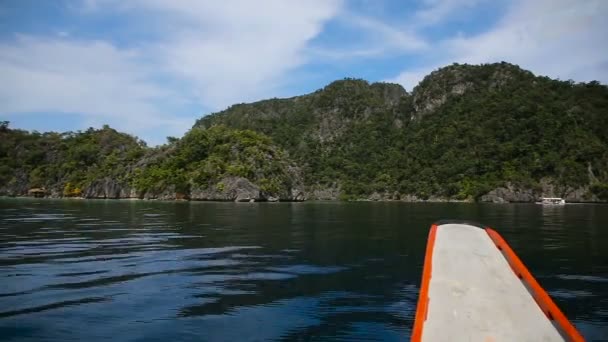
(1, 195, 605, 204)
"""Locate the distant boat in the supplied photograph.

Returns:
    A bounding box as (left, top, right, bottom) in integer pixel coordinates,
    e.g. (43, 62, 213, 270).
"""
(537, 197, 566, 205)
(412, 221, 583, 342)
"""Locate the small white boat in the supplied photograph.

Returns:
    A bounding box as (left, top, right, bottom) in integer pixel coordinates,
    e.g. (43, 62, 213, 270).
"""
(537, 197, 566, 205)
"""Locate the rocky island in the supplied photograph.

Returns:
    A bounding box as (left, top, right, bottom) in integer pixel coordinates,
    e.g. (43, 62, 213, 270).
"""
(1, 62, 607, 202)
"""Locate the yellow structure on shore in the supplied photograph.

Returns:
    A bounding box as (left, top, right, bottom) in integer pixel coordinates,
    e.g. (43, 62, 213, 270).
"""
(27, 188, 46, 198)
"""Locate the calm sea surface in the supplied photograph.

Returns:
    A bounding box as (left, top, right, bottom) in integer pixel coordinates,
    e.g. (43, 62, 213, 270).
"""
(1, 198, 607, 341)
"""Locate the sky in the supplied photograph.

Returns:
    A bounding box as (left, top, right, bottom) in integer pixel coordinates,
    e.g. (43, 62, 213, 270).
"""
(1, 0, 607, 145)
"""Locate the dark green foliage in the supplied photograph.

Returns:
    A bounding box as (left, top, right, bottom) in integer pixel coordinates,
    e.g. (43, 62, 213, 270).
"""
(0, 123, 295, 198)
(130, 125, 295, 196)
(196, 63, 608, 200)
(2, 63, 607, 201)
(0, 124, 145, 194)
(591, 183, 608, 200)
(400, 64, 608, 199)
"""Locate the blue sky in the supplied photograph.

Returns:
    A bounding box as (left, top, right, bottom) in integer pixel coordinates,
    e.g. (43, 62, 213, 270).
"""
(1, 0, 607, 145)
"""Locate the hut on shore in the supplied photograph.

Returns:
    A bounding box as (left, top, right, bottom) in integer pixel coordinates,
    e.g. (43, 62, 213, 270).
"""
(28, 188, 46, 198)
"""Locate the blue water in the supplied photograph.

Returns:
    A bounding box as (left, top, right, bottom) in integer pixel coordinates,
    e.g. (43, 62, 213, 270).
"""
(1, 199, 607, 341)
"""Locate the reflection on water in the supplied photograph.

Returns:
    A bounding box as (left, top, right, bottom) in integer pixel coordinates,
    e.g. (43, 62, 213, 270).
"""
(0, 199, 607, 341)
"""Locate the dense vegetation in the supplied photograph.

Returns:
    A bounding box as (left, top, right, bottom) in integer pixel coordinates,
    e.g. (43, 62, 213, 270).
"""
(130, 125, 298, 198)
(197, 63, 608, 201)
(0, 123, 298, 200)
(2, 62, 607, 201)
(401, 67, 608, 200)
(0, 123, 145, 196)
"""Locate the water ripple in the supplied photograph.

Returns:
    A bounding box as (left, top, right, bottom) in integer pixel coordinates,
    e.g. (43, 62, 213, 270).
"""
(1, 199, 607, 341)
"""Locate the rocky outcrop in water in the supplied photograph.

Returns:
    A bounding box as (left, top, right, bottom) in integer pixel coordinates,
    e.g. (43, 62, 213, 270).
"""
(0, 170, 29, 197)
(83, 178, 136, 199)
(308, 186, 341, 201)
(189, 177, 305, 202)
(74, 176, 305, 202)
(479, 186, 535, 203)
(191, 177, 261, 202)
(479, 180, 601, 203)
(2, 63, 607, 203)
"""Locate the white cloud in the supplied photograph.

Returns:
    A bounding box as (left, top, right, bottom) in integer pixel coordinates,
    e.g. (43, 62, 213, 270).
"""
(83, 0, 342, 108)
(390, 0, 608, 90)
(309, 11, 429, 61)
(388, 67, 436, 92)
(415, 0, 487, 25)
(308, 0, 497, 64)
(0, 35, 191, 144)
(343, 13, 428, 51)
(3, 0, 605, 143)
(162, 2, 341, 107)
(0, 0, 343, 144)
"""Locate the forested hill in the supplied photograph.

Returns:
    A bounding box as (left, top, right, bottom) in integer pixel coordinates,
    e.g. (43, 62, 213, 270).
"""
(0, 124, 304, 201)
(196, 62, 608, 202)
(2, 62, 608, 202)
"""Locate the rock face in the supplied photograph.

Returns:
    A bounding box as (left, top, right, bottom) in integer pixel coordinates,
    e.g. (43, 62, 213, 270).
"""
(196, 79, 409, 145)
(0, 170, 29, 196)
(141, 186, 177, 201)
(412, 66, 473, 116)
(2, 63, 607, 204)
(83, 178, 136, 199)
(562, 187, 599, 203)
(480, 186, 536, 203)
(411, 62, 531, 119)
(66, 176, 591, 204)
(191, 177, 260, 201)
(290, 188, 306, 201)
(368, 191, 403, 201)
(188, 177, 305, 202)
(479, 181, 600, 203)
(371, 82, 408, 106)
(1, 173, 305, 202)
(308, 186, 341, 200)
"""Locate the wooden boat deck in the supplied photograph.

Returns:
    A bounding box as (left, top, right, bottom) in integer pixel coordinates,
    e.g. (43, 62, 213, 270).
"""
(413, 223, 582, 342)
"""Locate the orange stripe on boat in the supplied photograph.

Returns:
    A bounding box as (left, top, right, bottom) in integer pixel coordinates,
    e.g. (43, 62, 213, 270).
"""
(411, 224, 437, 342)
(485, 228, 585, 342)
